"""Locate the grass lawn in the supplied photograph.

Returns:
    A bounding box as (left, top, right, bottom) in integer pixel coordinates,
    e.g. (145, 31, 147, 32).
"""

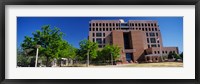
(60, 62, 183, 67)
(116, 62, 183, 67)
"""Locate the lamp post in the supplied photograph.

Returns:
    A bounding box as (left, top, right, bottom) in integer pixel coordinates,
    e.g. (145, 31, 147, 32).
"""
(87, 50, 90, 67)
(35, 45, 41, 67)
(111, 53, 113, 65)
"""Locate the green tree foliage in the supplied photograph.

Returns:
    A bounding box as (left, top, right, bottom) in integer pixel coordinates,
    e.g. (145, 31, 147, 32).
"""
(79, 39, 98, 61)
(101, 44, 121, 62)
(179, 52, 183, 59)
(168, 51, 174, 59)
(21, 25, 66, 67)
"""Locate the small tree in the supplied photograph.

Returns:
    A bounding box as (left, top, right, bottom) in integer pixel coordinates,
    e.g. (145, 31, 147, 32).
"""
(21, 25, 66, 67)
(79, 39, 98, 66)
(168, 51, 174, 59)
(179, 52, 183, 59)
(101, 44, 120, 65)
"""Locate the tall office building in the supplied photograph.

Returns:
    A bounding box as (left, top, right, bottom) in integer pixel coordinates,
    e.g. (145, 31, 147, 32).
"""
(88, 19, 179, 63)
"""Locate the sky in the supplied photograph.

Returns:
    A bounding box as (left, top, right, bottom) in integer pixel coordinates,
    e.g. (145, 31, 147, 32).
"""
(17, 17, 183, 53)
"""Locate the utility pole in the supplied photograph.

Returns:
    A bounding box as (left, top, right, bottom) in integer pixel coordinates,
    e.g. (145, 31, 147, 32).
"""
(87, 50, 90, 67)
(35, 45, 41, 67)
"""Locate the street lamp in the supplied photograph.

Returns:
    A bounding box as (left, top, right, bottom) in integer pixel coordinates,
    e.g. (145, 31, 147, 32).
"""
(35, 45, 41, 67)
(87, 50, 90, 67)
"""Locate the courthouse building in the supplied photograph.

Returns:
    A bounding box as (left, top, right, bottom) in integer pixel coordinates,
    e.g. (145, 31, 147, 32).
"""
(88, 19, 179, 63)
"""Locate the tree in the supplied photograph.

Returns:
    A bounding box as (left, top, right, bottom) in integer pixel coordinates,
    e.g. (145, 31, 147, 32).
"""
(57, 41, 77, 66)
(79, 39, 98, 66)
(168, 51, 174, 59)
(101, 44, 120, 65)
(179, 52, 183, 59)
(21, 25, 65, 67)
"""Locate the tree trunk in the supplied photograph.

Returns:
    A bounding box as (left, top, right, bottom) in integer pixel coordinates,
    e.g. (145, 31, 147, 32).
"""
(60, 59, 62, 67)
(46, 56, 49, 67)
(68, 58, 70, 66)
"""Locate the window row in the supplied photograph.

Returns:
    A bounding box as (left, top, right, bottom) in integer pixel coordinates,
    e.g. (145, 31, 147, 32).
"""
(90, 28, 120, 31)
(93, 33, 105, 37)
(146, 32, 159, 37)
(92, 38, 106, 44)
(148, 44, 160, 48)
(154, 51, 176, 54)
(90, 23, 119, 27)
(129, 23, 157, 27)
(147, 38, 159, 43)
(89, 27, 158, 31)
(90, 23, 158, 27)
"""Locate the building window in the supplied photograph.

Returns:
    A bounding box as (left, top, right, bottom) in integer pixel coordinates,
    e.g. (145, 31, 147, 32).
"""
(103, 33, 105, 37)
(149, 32, 155, 36)
(110, 28, 112, 31)
(148, 45, 150, 48)
(109, 23, 112, 26)
(156, 33, 158, 36)
(145, 23, 147, 26)
(157, 40, 159, 43)
(146, 33, 148, 36)
(158, 44, 160, 47)
(96, 33, 102, 37)
(154, 23, 157, 26)
(162, 51, 164, 54)
(103, 23, 105, 26)
(132, 23, 134, 26)
(138, 23, 141, 26)
(116, 23, 119, 26)
(152, 28, 154, 31)
(142, 23, 144, 26)
(157, 51, 160, 54)
(151, 23, 153, 26)
(142, 28, 144, 31)
(106, 28, 108, 31)
(93, 23, 95, 26)
(103, 38, 105, 43)
(99, 23, 101, 26)
(135, 23, 137, 26)
(154, 51, 157, 54)
(89, 28, 91, 31)
(96, 28, 98, 31)
(113, 23, 115, 26)
(103, 28, 105, 31)
(93, 38, 95, 42)
(147, 38, 149, 43)
(150, 38, 156, 43)
(145, 28, 147, 31)
(93, 33, 95, 37)
(148, 23, 150, 26)
(155, 28, 157, 31)
(96, 38, 102, 44)
(151, 44, 157, 47)
(106, 23, 108, 26)
(113, 28, 115, 30)
(173, 51, 175, 53)
(96, 23, 98, 26)
(165, 51, 167, 54)
(100, 28, 102, 31)
(98, 45, 102, 48)
(139, 28, 141, 30)
(93, 28, 95, 31)
(149, 28, 151, 31)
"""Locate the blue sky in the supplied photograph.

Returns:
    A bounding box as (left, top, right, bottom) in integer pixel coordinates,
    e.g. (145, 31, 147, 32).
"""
(17, 17, 183, 53)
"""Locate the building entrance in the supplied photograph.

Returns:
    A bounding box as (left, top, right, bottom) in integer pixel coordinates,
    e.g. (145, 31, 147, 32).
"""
(126, 53, 133, 63)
